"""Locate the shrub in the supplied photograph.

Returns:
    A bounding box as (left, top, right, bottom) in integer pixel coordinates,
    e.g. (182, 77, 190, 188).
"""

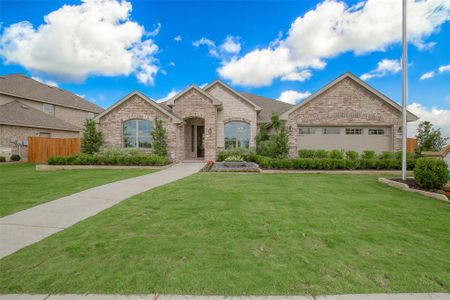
(256, 114, 289, 158)
(361, 150, 376, 159)
(315, 150, 329, 159)
(224, 155, 243, 162)
(329, 149, 344, 159)
(152, 117, 168, 157)
(81, 119, 103, 154)
(48, 153, 169, 166)
(378, 151, 395, 160)
(217, 148, 255, 162)
(298, 149, 316, 158)
(414, 157, 448, 189)
(10, 154, 21, 161)
(345, 150, 359, 160)
(0, 156, 6, 162)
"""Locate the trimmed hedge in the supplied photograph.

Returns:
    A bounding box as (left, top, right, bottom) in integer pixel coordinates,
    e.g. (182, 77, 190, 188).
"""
(10, 154, 21, 161)
(248, 155, 416, 170)
(48, 153, 170, 166)
(414, 157, 448, 189)
(0, 156, 6, 162)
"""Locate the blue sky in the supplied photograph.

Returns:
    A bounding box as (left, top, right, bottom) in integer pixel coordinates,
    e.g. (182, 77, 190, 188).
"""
(0, 0, 449, 136)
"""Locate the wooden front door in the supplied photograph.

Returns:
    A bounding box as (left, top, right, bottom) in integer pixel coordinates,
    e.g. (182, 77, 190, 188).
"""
(196, 126, 204, 158)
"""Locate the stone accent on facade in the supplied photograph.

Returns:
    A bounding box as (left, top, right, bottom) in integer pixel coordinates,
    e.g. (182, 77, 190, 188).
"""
(170, 88, 218, 161)
(0, 125, 79, 161)
(98, 94, 179, 161)
(286, 77, 403, 157)
(206, 84, 258, 151)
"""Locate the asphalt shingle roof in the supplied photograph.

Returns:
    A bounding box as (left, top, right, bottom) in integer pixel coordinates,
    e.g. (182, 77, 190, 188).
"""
(240, 92, 293, 123)
(0, 74, 103, 113)
(0, 100, 81, 131)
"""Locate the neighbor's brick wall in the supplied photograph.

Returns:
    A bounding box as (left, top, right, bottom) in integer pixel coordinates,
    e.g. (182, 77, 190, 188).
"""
(206, 84, 257, 150)
(286, 77, 403, 157)
(98, 94, 179, 161)
(171, 89, 218, 161)
(0, 124, 79, 161)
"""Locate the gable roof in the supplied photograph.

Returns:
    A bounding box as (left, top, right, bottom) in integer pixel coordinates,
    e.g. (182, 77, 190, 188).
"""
(240, 92, 293, 123)
(280, 72, 419, 122)
(0, 74, 103, 113)
(166, 85, 222, 106)
(0, 100, 80, 132)
(203, 80, 262, 111)
(94, 91, 183, 124)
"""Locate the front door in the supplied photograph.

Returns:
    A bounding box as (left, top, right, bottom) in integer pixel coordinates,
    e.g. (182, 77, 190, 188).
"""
(196, 126, 204, 158)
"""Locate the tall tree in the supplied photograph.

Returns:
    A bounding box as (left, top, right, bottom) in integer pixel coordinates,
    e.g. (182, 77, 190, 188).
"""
(81, 119, 103, 154)
(151, 117, 168, 157)
(415, 121, 448, 154)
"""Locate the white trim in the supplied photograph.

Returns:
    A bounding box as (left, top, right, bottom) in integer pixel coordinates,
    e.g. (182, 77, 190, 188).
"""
(0, 121, 80, 132)
(279, 72, 419, 122)
(203, 80, 262, 111)
(166, 85, 222, 106)
(94, 91, 183, 124)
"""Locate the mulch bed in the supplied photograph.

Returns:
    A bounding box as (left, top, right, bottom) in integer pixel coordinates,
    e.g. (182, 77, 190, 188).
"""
(390, 178, 450, 200)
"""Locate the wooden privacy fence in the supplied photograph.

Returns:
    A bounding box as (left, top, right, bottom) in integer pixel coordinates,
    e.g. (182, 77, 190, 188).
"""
(28, 136, 81, 163)
(407, 138, 417, 153)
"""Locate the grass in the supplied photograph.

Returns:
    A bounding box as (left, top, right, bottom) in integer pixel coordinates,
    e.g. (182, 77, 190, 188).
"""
(0, 173, 449, 295)
(0, 163, 156, 217)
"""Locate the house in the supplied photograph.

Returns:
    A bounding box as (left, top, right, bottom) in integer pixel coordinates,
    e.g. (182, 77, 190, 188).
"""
(0, 74, 104, 159)
(95, 72, 418, 162)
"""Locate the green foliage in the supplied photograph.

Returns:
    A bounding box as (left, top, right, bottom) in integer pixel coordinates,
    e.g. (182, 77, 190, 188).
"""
(414, 157, 448, 189)
(329, 149, 344, 159)
(345, 150, 359, 160)
(255, 124, 269, 146)
(0, 156, 5, 162)
(256, 114, 289, 158)
(48, 153, 169, 166)
(223, 155, 244, 162)
(378, 151, 395, 160)
(361, 150, 376, 159)
(151, 117, 168, 157)
(81, 119, 103, 154)
(217, 148, 256, 162)
(298, 149, 329, 158)
(415, 121, 449, 154)
(10, 154, 21, 161)
(98, 147, 142, 157)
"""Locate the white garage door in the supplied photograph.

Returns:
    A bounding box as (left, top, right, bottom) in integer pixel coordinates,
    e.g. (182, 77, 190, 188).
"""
(297, 126, 392, 153)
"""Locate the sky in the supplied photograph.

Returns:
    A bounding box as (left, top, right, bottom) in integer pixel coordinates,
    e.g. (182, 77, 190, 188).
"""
(0, 0, 449, 138)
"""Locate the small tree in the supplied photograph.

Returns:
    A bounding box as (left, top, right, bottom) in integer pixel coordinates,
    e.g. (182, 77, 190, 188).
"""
(256, 124, 269, 149)
(256, 113, 289, 158)
(81, 119, 102, 154)
(415, 121, 448, 154)
(151, 117, 168, 157)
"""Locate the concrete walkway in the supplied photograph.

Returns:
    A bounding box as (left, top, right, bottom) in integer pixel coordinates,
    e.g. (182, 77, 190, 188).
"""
(0, 293, 448, 300)
(0, 162, 205, 259)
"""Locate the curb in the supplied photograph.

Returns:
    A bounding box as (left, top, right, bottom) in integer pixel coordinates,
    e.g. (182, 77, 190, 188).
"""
(378, 177, 449, 202)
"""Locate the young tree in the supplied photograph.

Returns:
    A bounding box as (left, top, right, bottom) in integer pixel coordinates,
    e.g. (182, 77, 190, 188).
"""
(256, 113, 289, 158)
(81, 119, 102, 154)
(152, 117, 168, 157)
(415, 121, 449, 154)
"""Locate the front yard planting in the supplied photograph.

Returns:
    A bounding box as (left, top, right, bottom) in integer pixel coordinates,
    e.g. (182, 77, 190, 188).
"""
(0, 173, 448, 295)
(0, 163, 156, 217)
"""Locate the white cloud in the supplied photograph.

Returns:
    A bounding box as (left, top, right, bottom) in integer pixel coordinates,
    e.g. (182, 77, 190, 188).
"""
(193, 37, 215, 48)
(360, 59, 401, 80)
(31, 76, 58, 87)
(218, 0, 450, 87)
(220, 35, 241, 54)
(281, 70, 312, 82)
(174, 35, 182, 42)
(147, 22, 161, 37)
(157, 88, 178, 102)
(0, 0, 160, 85)
(407, 102, 450, 138)
(420, 71, 435, 80)
(199, 82, 208, 88)
(438, 64, 450, 73)
(277, 90, 311, 105)
(169, 62, 175, 67)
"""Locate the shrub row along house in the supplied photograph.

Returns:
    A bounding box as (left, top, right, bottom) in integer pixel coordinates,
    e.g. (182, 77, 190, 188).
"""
(0, 74, 104, 159)
(95, 72, 418, 162)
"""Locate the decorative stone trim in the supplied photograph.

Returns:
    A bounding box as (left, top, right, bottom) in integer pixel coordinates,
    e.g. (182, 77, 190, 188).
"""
(223, 117, 251, 124)
(378, 177, 449, 202)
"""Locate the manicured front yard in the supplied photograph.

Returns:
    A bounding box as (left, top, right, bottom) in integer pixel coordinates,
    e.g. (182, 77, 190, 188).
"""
(0, 163, 156, 217)
(0, 173, 449, 295)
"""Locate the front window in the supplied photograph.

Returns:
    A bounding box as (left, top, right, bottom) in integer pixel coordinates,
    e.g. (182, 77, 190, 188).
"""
(224, 121, 250, 149)
(345, 128, 363, 135)
(323, 127, 340, 134)
(43, 103, 54, 115)
(369, 128, 385, 135)
(123, 119, 152, 148)
(299, 127, 316, 134)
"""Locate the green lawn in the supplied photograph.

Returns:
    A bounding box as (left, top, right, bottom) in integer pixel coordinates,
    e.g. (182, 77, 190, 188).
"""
(0, 173, 449, 295)
(0, 163, 156, 217)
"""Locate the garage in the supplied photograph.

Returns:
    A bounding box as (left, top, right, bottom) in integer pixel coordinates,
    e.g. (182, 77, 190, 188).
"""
(297, 126, 392, 153)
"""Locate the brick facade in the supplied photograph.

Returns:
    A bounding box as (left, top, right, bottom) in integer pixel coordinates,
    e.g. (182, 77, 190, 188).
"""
(98, 94, 179, 160)
(286, 77, 403, 157)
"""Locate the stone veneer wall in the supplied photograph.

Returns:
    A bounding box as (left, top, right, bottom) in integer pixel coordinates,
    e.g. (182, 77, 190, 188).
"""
(206, 84, 257, 151)
(98, 95, 179, 161)
(0, 125, 79, 161)
(170, 89, 218, 161)
(286, 77, 403, 157)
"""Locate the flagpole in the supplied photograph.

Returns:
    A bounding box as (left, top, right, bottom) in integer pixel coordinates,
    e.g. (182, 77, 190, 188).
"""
(401, 0, 408, 180)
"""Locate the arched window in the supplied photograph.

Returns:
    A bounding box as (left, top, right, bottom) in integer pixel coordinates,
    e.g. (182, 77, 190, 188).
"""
(224, 121, 250, 149)
(123, 119, 153, 148)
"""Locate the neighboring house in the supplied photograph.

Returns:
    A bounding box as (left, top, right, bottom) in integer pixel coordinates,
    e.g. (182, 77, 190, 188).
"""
(0, 74, 103, 159)
(96, 72, 418, 162)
